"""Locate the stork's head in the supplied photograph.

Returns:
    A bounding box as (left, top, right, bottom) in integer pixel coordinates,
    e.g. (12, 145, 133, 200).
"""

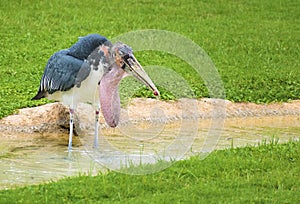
(111, 42, 159, 96)
(99, 42, 159, 128)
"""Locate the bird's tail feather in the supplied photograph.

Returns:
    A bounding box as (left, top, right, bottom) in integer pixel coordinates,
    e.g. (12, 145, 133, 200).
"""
(31, 91, 46, 100)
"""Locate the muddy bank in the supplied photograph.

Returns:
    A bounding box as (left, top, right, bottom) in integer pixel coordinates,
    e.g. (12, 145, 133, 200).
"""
(0, 98, 299, 135)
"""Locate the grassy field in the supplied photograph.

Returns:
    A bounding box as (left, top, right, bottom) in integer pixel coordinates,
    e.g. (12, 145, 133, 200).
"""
(0, 0, 299, 118)
(0, 0, 299, 203)
(0, 140, 299, 203)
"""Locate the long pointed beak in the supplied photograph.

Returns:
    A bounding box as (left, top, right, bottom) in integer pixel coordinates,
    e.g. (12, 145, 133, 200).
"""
(124, 55, 160, 96)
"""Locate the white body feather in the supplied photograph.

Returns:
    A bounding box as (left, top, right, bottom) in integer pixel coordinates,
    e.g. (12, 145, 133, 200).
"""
(47, 66, 104, 109)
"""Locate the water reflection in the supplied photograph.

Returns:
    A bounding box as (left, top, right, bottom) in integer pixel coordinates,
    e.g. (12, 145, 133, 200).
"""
(0, 134, 104, 190)
(0, 115, 299, 189)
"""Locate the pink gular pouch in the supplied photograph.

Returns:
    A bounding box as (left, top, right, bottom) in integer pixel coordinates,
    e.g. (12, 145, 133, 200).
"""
(98, 43, 160, 128)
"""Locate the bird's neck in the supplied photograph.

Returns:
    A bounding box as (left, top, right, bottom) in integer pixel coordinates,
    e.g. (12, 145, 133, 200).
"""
(99, 67, 125, 127)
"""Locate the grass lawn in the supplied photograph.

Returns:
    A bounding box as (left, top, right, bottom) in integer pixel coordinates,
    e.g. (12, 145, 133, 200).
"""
(0, 140, 299, 203)
(0, 0, 299, 203)
(0, 0, 299, 118)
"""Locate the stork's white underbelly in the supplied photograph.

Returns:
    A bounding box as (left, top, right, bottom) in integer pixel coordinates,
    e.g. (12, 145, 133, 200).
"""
(47, 69, 104, 108)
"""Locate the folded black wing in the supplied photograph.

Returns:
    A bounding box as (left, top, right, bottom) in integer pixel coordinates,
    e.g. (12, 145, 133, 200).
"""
(32, 34, 109, 100)
(32, 50, 90, 99)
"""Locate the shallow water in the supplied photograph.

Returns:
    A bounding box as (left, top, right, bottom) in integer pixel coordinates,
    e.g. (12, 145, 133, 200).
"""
(0, 115, 299, 189)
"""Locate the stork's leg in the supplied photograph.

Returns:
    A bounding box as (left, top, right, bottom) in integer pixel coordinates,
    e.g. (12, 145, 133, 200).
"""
(68, 108, 75, 151)
(94, 107, 100, 149)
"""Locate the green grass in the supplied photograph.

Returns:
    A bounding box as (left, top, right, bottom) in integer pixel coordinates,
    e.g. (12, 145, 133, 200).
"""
(0, 140, 299, 203)
(0, 0, 299, 118)
(0, 1, 299, 203)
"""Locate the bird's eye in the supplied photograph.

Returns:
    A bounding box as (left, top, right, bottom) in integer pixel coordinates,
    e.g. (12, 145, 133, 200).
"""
(122, 54, 130, 61)
(121, 61, 126, 69)
(121, 54, 130, 69)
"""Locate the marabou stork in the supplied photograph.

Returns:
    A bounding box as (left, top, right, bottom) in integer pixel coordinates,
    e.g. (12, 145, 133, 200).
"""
(32, 34, 159, 151)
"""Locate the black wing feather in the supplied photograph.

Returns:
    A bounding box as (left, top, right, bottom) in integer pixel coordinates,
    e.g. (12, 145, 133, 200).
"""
(68, 34, 108, 60)
(32, 34, 109, 100)
(38, 50, 86, 95)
